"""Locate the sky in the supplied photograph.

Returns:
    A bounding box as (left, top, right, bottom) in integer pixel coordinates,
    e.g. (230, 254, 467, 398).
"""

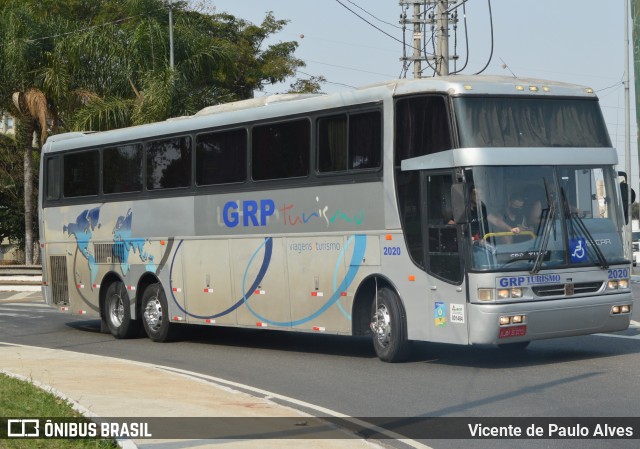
(206, 0, 637, 192)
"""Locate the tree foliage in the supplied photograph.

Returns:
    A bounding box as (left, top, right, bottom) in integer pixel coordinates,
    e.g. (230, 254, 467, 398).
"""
(1, 0, 317, 132)
(0, 134, 27, 245)
(0, 0, 321, 262)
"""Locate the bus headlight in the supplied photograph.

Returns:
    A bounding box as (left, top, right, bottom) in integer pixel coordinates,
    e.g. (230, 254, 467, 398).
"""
(496, 288, 524, 300)
(497, 289, 510, 299)
(607, 279, 629, 291)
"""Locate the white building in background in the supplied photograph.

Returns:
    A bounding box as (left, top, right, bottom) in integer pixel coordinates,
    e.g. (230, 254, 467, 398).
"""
(1, 113, 15, 135)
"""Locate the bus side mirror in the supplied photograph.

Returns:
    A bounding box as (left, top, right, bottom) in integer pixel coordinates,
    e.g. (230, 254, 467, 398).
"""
(618, 171, 636, 225)
(451, 184, 467, 224)
(620, 181, 636, 225)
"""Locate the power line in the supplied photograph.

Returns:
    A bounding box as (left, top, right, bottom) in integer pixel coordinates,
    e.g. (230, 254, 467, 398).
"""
(22, 9, 164, 43)
(297, 70, 357, 89)
(334, 0, 407, 47)
(343, 0, 402, 30)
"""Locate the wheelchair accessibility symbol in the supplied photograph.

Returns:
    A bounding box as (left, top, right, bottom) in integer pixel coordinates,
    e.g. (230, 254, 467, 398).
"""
(570, 237, 587, 263)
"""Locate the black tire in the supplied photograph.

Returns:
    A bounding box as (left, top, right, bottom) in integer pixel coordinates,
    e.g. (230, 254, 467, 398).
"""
(370, 287, 411, 362)
(141, 283, 175, 342)
(498, 341, 530, 351)
(104, 281, 140, 339)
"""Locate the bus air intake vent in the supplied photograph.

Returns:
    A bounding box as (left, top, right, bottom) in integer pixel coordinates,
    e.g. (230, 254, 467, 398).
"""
(532, 281, 603, 297)
(95, 243, 124, 264)
(49, 255, 69, 306)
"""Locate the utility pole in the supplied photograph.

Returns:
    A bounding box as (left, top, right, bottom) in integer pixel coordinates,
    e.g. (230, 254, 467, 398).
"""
(168, 0, 175, 69)
(412, 2, 422, 78)
(436, 0, 450, 75)
(399, 1, 457, 77)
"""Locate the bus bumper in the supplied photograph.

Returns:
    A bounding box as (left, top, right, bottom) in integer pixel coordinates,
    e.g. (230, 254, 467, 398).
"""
(467, 292, 633, 345)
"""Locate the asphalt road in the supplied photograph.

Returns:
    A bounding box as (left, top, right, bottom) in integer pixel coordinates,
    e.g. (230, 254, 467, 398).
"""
(1, 287, 639, 449)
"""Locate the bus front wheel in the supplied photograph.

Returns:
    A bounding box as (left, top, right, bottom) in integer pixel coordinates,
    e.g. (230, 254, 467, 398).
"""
(141, 283, 175, 342)
(104, 281, 140, 339)
(370, 287, 411, 362)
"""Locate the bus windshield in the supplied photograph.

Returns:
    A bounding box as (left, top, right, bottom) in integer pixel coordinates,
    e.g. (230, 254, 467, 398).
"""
(465, 165, 625, 272)
(454, 97, 611, 148)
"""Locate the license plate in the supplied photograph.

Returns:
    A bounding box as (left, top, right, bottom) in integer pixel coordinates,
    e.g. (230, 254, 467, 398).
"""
(498, 325, 527, 338)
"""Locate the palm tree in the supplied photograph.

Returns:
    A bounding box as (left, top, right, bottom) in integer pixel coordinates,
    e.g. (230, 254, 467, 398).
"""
(11, 88, 51, 264)
(0, 2, 59, 264)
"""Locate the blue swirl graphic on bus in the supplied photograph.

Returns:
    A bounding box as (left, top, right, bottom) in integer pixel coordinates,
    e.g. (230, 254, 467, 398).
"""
(168, 235, 366, 325)
(240, 234, 366, 327)
(168, 238, 273, 319)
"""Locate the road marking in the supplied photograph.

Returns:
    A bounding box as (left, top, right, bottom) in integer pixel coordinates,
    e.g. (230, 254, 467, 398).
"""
(159, 365, 433, 449)
(594, 320, 640, 340)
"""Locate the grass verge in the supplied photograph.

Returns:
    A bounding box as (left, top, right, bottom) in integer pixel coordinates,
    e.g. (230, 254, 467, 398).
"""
(0, 373, 119, 448)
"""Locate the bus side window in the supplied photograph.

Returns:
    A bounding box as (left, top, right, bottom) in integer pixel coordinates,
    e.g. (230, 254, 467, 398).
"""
(45, 157, 60, 201)
(103, 143, 143, 194)
(349, 111, 381, 170)
(252, 119, 310, 181)
(146, 136, 192, 190)
(318, 110, 381, 174)
(196, 128, 247, 185)
(63, 151, 99, 198)
(318, 115, 347, 172)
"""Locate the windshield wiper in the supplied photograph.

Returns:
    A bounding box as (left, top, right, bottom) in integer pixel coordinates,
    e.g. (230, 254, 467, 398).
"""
(530, 206, 554, 274)
(530, 180, 556, 274)
(561, 188, 609, 269)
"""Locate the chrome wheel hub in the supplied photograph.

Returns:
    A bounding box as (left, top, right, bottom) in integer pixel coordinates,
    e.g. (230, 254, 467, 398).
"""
(108, 295, 124, 327)
(371, 304, 391, 347)
(144, 297, 163, 332)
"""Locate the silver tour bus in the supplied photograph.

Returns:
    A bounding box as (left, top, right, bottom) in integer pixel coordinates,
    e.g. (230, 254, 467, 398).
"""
(39, 76, 633, 362)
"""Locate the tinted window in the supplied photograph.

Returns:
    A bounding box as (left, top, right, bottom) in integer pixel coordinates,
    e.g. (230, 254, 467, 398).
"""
(146, 136, 191, 190)
(196, 129, 247, 185)
(318, 115, 347, 172)
(395, 96, 452, 165)
(454, 97, 611, 148)
(103, 143, 143, 194)
(252, 119, 310, 180)
(349, 111, 381, 169)
(318, 111, 381, 173)
(64, 151, 99, 197)
(45, 157, 60, 200)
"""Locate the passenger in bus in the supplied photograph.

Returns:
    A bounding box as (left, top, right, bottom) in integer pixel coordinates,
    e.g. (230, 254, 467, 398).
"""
(468, 186, 489, 240)
(487, 191, 526, 236)
(524, 190, 544, 232)
(449, 185, 489, 240)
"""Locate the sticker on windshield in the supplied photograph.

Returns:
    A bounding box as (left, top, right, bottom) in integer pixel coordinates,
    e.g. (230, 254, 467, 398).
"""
(570, 237, 587, 263)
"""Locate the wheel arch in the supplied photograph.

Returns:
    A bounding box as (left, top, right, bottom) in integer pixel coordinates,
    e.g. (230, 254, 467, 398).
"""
(351, 274, 406, 336)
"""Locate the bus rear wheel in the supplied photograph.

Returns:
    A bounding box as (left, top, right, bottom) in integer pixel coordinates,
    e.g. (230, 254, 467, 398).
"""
(141, 283, 175, 342)
(104, 281, 140, 339)
(370, 287, 411, 362)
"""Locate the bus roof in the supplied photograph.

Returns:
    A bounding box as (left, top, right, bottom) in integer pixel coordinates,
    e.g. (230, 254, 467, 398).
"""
(42, 75, 598, 154)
